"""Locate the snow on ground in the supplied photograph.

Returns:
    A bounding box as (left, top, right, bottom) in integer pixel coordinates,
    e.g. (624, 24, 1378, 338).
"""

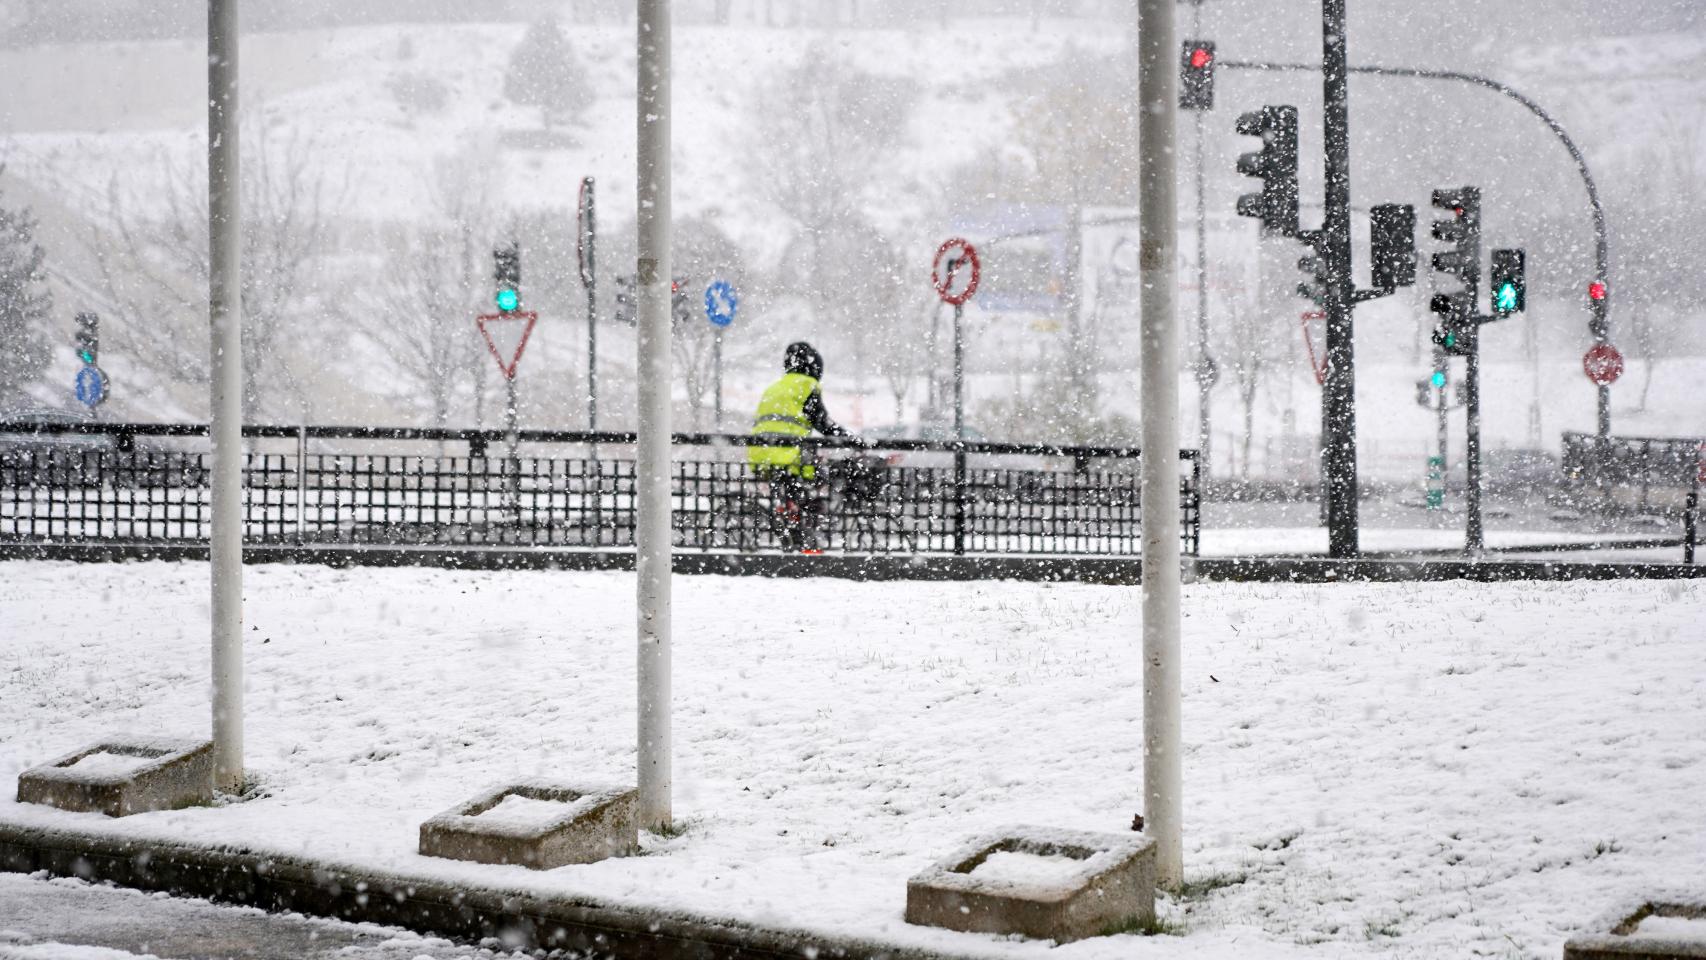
(1, 561, 1703, 959)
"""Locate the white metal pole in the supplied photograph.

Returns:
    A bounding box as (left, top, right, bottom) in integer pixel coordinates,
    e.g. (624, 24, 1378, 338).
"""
(1137, 0, 1182, 888)
(635, 0, 674, 831)
(207, 0, 245, 793)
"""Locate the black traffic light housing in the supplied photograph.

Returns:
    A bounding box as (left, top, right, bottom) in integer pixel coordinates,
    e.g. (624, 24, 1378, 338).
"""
(1429, 292, 1475, 357)
(1179, 40, 1215, 111)
(74, 312, 99, 365)
(1429, 187, 1481, 289)
(1490, 248, 1526, 317)
(1369, 204, 1416, 291)
(1297, 253, 1329, 305)
(1234, 105, 1300, 237)
(493, 243, 521, 311)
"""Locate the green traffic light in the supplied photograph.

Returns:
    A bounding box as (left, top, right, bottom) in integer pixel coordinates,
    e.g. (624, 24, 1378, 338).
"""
(1430, 370, 1446, 389)
(78, 351, 94, 364)
(495, 288, 519, 312)
(1495, 282, 1518, 313)
(1444, 332, 1456, 348)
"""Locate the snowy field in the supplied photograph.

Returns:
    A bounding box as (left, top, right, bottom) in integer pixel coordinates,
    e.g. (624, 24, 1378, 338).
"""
(2, 561, 1703, 960)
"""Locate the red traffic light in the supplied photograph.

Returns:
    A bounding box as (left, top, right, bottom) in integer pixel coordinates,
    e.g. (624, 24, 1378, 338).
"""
(1588, 281, 1607, 301)
(1189, 47, 1212, 70)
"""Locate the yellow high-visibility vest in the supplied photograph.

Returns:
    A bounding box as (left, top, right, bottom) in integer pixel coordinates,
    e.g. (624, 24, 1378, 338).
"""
(748, 372, 818, 475)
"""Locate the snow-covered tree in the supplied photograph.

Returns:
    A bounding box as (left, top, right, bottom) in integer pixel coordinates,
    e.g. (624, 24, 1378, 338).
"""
(503, 19, 593, 129)
(0, 180, 52, 407)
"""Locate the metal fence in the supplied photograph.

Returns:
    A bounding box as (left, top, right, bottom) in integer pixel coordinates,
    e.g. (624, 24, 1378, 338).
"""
(1562, 431, 1705, 515)
(1, 422, 1200, 559)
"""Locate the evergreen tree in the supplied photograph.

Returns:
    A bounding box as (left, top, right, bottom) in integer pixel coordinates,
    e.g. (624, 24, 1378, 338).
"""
(503, 19, 592, 129)
(0, 185, 52, 406)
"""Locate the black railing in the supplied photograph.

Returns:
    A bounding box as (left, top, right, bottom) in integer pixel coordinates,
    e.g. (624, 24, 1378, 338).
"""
(0, 422, 1200, 559)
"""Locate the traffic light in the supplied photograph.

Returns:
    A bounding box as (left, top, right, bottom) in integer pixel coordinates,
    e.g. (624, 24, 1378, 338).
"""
(1234, 105, 1300, 237)
(1297, 252, 1329, 305)
(1179, 40, 1215, 111)
(1369, 204, 1416, 290)
(74, 312, 99, 365)
(1490, 248, 1526, 317)
(1429, 187, 1481, 290)
(1588, 280, 1607, 302)
(493, 244, 521, 312)
(1430, 292, 1474, 357)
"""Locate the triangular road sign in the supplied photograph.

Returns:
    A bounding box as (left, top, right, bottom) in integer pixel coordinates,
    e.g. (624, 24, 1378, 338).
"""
(476, 311, 537, 380)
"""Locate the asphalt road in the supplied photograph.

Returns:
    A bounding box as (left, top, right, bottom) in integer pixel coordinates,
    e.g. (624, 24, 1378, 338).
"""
(0, 872, 545, 960)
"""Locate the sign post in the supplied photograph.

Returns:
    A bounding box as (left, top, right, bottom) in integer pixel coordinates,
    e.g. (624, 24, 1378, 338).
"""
(477, 310, 538, 514)
(579, 176, 598, 435)
(705, 280, 737, 430)
(931, 237, 980, 557)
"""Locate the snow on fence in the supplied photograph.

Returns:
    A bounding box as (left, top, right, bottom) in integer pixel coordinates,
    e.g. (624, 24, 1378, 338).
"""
(0, 422, 1201, 558)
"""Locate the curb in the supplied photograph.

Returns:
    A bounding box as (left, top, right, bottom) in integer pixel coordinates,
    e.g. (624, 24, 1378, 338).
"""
(0, 819, 990, 960)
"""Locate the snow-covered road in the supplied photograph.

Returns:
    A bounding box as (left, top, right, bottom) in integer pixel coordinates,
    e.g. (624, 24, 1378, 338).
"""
(2, 562, 1701, 959)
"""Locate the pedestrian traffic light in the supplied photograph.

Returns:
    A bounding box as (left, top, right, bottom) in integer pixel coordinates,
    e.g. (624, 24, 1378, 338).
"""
(1429, 187, 1481, 290)
(493, 244, 521, 312)
(1430, 369, 1447, 390)
(1234, 105, 1300, 237)
(1179, 40, 1215, 111)
(1588, 280, 1606, 301)
(1415, 378, 1432, 407)
(1490, 249, 1525, 317)
(1369, 204, 1417, 290)
(74, 312, 99, 365)
(1297, 253, 1329, 305)
(1430, 292, 1474, 357)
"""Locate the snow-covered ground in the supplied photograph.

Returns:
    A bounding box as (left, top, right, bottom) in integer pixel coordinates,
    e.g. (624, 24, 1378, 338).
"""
(2, 561, 1702, 959)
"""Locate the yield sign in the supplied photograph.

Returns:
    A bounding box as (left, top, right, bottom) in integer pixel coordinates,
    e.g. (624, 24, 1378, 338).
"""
(477, 311, 538, 381)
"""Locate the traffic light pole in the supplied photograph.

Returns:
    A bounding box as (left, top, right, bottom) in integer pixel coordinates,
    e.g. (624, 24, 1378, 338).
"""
(1465, 335, 1484, 554)
(582, 177, 599, 435)
(1193, 108, 1214, 478)
(207, 0, 245, 793)
(1318, 0, 1359, 559)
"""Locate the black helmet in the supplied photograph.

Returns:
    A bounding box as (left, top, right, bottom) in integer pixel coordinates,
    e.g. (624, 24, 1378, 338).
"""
(784, 341, 823, 379)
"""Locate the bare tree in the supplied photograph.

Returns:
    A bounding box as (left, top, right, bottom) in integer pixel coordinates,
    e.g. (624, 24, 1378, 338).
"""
(0, 173, 52, 407)
(344, 153, 494, 429)
(87, 123, 338, 420)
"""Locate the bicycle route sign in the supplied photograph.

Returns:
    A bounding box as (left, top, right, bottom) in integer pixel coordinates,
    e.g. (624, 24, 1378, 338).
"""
(931, 237, 980, 306)
(74, 364, 108, 408)
(705, 280, 738, 328)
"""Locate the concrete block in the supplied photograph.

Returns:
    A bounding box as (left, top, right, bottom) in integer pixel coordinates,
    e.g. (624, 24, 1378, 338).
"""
(904, 825, 1154, 943)
(16, 736, 214, 818)
(418, 780, 637, 870)
(1564, 899, 1706, 960)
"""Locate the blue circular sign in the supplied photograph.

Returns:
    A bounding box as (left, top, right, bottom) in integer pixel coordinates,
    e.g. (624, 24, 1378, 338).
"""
(705, 280, 738, 328)
(74, 365, 107, 407)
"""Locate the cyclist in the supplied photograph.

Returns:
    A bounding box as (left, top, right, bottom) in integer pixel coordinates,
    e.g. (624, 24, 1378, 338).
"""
(748, 341, 852, 550)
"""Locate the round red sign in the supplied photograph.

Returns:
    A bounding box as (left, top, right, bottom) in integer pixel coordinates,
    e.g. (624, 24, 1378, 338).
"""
(1582, 343, 1624, 386)
(931, 238, 981, 306)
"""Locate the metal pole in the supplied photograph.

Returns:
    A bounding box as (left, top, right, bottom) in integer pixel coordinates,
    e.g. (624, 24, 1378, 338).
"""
(1193, 109, 1213, 478)
(1683, 481, 1696, 566)
(1433, 351, 1447, 510)
(295, 424, 306, 543)
(1137, 0, 1182, 890)
(952, 301, 966, 556)
(635, 0, 673, 832)
(582, 177, 599, 434)
(505, 373, 520, 516)
(1319, 0, 1360, 560)
(1465, 338, 1484, 554)
(713, 329, 723, 431)
(207, 0, 244, 793)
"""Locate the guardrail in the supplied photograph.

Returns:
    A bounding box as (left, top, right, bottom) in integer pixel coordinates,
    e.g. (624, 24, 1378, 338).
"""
(0, 421, 1200, 559)
(1563, 431, 1706, 515)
